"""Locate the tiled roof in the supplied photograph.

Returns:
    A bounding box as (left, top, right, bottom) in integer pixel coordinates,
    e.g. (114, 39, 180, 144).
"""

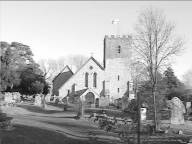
(52, 66, 73, 96)
(68, 88, 88, 98)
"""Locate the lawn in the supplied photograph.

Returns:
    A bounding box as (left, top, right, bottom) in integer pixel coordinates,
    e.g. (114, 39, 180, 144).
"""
(0, 125, 116, 144)
(16, 104, 63, 114)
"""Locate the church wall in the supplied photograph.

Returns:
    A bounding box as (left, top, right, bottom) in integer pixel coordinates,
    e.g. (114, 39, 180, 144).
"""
(59, 59, 104, 99)
(104, 35, 133, 102)
(105, 58, 131, 101)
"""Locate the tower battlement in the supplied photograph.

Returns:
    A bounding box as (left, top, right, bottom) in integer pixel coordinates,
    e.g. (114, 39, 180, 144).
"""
(104, 35, 132, 39)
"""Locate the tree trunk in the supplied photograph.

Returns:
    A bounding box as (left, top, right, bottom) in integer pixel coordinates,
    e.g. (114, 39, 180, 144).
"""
(152, 86, 158, 132)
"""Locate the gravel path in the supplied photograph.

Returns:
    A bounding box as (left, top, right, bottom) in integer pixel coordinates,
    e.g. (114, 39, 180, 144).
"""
(1, 104, 121, 142)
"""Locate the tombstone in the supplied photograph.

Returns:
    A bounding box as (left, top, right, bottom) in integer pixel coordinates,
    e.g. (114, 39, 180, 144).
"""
(99, 96, 110, 107)
(170, 97, 186, 125)
(34, 94, 42, 107)
(12, 92, 21, 103)
(141, 108, 147, 121)
(121, 96, 129, 110)
(45, 94, 51, 103)
(4, 93, 15, 105)
(186, 102, 191, 115)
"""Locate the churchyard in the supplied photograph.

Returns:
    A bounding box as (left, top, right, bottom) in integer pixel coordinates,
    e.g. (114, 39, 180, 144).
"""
(1, 2, 192, 144)
(1, 92, 192, 144)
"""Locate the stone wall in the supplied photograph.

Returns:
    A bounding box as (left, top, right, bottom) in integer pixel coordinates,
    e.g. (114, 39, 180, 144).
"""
(104, 35, 134, 102)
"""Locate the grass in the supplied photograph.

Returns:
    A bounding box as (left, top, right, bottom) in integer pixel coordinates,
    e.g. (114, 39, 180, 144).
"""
(16, 104, 63, 114)
(0, 124, 117, 144)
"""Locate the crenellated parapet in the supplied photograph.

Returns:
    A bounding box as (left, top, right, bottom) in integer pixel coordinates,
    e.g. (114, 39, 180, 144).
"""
(104, 35, 132, 39)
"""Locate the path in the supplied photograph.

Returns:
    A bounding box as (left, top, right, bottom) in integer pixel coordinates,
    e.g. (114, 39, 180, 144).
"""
(1, 104, 120, 142)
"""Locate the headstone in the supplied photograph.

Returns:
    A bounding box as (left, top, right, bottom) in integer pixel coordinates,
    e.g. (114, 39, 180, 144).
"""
(12, 92, 21, 103)
(170, 97, 186, 125)
(45, 94, 51, 103)
(121, 96, 129, 110)
(34, 94, 42, 106)
(141, 108, 147, 121)
(99, 97, 110, 107)
(4, 93, 15, 104)
(186, 102, 191, 114)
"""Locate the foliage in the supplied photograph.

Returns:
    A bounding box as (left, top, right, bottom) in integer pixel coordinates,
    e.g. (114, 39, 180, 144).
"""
(0, 41, 50, 95)
(137, 67, 186, 120)
(162, 67, 186, 100)
(123, 99, 138, 122)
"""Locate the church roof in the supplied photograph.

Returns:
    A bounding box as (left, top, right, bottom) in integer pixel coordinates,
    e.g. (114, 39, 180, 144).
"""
(52, 65, 73, 82)
(58, 56, 104, 89)
(67, 88, 88, 98)
(75, 56, 104, 74)
(52, 65, 73, 91)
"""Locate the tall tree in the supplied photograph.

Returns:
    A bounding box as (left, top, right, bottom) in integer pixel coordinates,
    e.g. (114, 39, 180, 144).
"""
(133, 8, 184, 131)
(163, 67, 186, 100)
(0, 42, 34, 91)
(0, 41, 49, 95)
(163, 67, 184, 90)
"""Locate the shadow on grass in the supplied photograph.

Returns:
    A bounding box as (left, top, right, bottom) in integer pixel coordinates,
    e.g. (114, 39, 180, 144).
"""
(47, 103, 77, 113)
(16, 104, 64, 114)
(0, 124, 117, 144)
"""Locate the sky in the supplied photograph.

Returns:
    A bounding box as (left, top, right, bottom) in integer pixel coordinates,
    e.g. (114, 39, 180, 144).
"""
(1, 1, 192, 80)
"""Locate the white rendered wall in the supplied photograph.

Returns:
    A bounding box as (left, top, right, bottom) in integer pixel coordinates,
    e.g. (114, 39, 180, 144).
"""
(59, 59, 104, 99)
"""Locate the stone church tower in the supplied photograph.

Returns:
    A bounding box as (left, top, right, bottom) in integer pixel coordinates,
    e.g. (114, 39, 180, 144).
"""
(103, 35, 133, 102)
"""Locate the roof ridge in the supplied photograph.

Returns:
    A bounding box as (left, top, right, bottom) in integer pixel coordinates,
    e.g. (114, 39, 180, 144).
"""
(58, 56, 104, 89)
(52, 65, 73, 82)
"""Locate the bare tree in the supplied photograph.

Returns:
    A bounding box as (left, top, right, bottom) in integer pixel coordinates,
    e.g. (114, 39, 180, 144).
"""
(67, 54, 88, 70)
(133, 8, 184, 131)
(38, 55, 88, 82)
(38, 58, 66, 82)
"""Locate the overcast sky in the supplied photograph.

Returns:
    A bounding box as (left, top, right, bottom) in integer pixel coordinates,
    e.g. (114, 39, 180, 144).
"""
(1, 1, 192, 80)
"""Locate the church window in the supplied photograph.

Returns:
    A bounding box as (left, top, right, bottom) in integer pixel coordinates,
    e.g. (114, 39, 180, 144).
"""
(118, 75, 120, 81)
(117, 45, 121, 53)
(93, 72, 97, 88)
(89, 66, 93, 70)
(85, 72, 89, 87)
(72, 84, 76, 92)
(118, 88, 120, 93)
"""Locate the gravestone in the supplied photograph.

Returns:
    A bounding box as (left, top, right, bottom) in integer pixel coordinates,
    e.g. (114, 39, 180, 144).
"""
(170, 97, 186, 125)
(34, 94, 42, 107)
(121, 96, 129, 110)
(4, 93, 14, 104)
(99, 97, 110, 107)
(45, 94, 51, 103)
(141, 108, 147, 121)
(186, 102, 191, 115)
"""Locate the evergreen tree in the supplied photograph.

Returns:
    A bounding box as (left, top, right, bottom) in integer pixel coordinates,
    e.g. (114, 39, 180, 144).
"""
(163, 67, 185, 100)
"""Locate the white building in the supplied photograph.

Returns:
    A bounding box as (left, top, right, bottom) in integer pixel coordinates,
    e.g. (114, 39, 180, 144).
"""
(52, 35, 134, 107)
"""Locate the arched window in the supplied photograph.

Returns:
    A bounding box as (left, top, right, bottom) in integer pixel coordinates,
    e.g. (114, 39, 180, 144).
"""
(93, 72, 97, 88)
(117, 45, 121, 54)
(85, 72, 89, 87)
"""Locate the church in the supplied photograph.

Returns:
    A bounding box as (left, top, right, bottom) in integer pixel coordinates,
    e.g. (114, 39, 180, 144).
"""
(52, 35, 134, 107)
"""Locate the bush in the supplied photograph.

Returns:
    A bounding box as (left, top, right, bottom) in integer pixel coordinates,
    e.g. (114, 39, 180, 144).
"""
(84, 108, 132, 119)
